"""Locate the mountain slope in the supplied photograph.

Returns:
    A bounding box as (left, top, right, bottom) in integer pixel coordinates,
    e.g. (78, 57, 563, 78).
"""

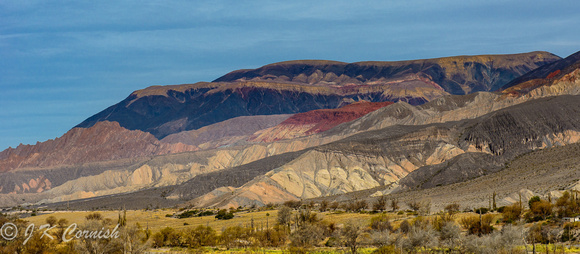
(162, 114, 292, 149)
(185, 94, 580, 208)
(2, 60, 579, 207)
(75, 52, 558, 139)
(0, 121, 197, 173)
(76, 80, 447, 139)
(0, 51, 574, 209)
(316, 141, 580, 212)
(249, 101, 393, 142)
(215, 52, 559, 94)
(501, 50, 580, 95)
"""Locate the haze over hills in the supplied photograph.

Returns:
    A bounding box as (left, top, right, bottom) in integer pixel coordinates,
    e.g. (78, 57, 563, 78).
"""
(1, 50, 579, 210)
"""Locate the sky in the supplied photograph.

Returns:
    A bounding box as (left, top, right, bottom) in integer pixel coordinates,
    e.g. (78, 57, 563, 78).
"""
(1, 0, 579, 150)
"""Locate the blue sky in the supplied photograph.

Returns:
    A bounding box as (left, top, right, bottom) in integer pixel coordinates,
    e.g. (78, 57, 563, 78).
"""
(1, 0, 579, 150)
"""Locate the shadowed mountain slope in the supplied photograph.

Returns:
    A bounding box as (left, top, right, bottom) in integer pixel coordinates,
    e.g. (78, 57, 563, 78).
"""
(501, 50, 580, 95)
(76, 81, 446, 139)
(75, 52, 558, 139)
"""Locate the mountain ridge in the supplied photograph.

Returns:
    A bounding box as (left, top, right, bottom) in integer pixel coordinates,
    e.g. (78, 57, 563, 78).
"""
(75, 51, 559, 140)
(215, 51, 560, 94)
(2, 50, 580, 210)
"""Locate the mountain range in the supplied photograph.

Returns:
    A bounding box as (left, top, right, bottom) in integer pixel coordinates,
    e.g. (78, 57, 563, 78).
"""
(1, 50, 579, 211)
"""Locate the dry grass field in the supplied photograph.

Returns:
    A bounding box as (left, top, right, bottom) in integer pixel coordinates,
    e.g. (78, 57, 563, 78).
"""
(24, 208, 497, 233)
(24, 209, 379, 233)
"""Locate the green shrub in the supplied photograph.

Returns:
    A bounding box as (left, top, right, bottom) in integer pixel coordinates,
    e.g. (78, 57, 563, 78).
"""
(178, 210, 198, 219)
(215, 209, 234, 220)
(199, 210, 214, 216)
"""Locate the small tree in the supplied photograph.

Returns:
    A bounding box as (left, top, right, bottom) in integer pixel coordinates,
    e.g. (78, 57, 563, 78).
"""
(373, 196, 387, 212)
(75, 219, 124, 253)
(277, 206, 292, 228)
(85, 212, 104, 221)
(283, 200, 302, 210)
(528, 196, 541, 209)
(187, 225, 217, 248)
(220, 226, 251, 249)
(390, 199, 399, 212)
(460, 214, 494, 236)
(290, 223, 324, 248)
(354, 199, 368, 212)
(526, 223, 544, 254)
(501, 225, 524, 253)
(215, 209, 234, 220)
(438, 221, 461, 250)
(118, 209, 127, 227)
(255, 226, 287, 247)
(407, 201, 421, 212)
(444, 203, 460, 215)
(54, 218, 69, 243)
(502, 202, 523, 223)
(116, 224, 150, 254)
(370, 214, 392, 232)
(329, 201, 340, 211)
(45, 215, 57, 227)
(319, 200, 329, 212)
(342, 220, 364, 254)
(407, 224, 438, 252)
(398, 220, 411, 234)
(528, 200, 552, 222)
(418, 200, 431, 216)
